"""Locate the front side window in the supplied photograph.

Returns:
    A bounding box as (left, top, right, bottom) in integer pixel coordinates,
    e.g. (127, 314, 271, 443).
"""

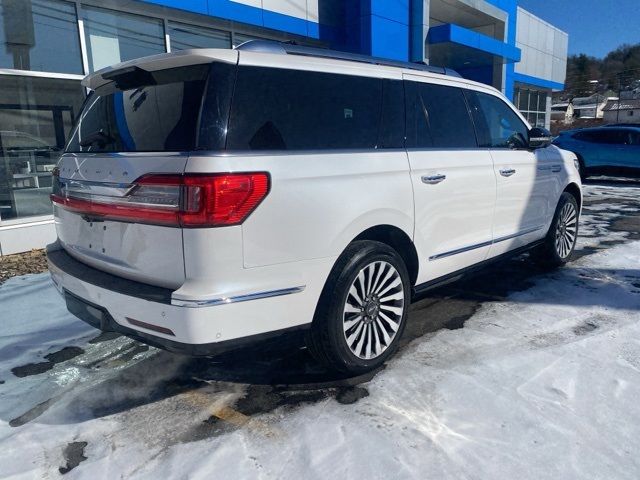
(226, 67, 385, 150)
(83, 6, 166, 72)
(0, 0, 83, 74)
(467, 91, 529, 149)
(66, 65, 210, 153)
(573, 131, 596, 142)
(405, 81, 477, 149)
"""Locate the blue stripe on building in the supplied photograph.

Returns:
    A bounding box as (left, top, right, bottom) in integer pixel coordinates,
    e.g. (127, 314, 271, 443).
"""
(141, 0, 564, 100)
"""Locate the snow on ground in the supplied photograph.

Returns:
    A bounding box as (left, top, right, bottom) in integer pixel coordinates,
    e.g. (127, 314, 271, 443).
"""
(131, 241, 640, 480)
(1, 182, 640, 479)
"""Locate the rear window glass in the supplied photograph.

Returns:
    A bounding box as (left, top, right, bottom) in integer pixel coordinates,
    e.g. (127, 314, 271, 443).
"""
(226, 66, 386, 150)
(66, 65, 210, 153)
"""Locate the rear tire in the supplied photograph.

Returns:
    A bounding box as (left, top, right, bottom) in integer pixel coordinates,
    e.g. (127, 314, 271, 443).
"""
(306, 240, 410, 374)
(531, 192, 579, 268)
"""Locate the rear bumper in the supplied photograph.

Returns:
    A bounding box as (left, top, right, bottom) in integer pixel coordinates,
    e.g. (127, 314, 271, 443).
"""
(62, 289, 307, 356)
(46, 242, 323, 355)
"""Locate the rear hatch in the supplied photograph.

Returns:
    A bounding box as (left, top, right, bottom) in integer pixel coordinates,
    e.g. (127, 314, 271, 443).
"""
(53, 52, 237, 289)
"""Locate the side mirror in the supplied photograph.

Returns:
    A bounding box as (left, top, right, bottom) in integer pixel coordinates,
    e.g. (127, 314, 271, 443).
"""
(528, 127, 553, 149)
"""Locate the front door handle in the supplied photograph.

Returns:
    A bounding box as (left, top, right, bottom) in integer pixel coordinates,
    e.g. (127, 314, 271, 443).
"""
(422, 174, 446, 184)
(500, 168, 516, 177)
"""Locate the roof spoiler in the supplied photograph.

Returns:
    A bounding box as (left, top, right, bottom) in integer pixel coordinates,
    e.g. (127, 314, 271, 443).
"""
(82, 49, 238, 90)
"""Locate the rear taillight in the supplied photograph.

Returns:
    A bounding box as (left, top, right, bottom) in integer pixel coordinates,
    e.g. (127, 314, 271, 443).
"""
(50, 173, 270, 227)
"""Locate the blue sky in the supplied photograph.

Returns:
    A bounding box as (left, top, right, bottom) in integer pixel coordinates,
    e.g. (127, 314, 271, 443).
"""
(517, 0, 640, 58)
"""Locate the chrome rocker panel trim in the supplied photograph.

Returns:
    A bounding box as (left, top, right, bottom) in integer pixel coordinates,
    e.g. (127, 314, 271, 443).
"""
(429, 225, 544, 261)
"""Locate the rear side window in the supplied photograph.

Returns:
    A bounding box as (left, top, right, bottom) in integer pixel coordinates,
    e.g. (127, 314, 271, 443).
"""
(379, 79, 406, 149)
(405, 81, 477, 149)
(226, 67, 389, 150)
(466, 90, 529, 149)
(66, 65, 212, 153)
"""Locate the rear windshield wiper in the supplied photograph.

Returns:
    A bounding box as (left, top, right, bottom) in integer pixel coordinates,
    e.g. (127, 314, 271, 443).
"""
(79, 129, 114, 148)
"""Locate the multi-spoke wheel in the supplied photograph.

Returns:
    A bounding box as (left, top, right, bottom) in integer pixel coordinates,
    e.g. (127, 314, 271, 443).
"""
(342, 261, 405, 360)
(532, 191, 580, 268)
(307, 240, 410, 374)
(554, 201, 578, 259)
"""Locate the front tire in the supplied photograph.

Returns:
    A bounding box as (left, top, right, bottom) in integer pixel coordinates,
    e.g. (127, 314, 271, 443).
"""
(307, 240, 410, 374)
(532, 192, 579, 267)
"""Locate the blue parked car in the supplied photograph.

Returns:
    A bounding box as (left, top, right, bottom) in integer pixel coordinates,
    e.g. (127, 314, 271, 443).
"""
(553, 126, 640, 179)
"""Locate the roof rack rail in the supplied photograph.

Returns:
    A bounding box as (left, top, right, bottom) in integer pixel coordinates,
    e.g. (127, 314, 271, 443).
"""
(235, 40, 461, 78)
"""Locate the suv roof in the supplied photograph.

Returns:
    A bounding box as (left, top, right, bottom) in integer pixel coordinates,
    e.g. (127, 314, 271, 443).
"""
(85, 40, 464, 91)
(235, 40, 462, 78)
(604, 123, 640, 128)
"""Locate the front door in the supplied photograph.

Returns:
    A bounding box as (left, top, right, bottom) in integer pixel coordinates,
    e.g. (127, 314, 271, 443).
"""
(465, 90, 553, 258)
(404, 76, 496, 284)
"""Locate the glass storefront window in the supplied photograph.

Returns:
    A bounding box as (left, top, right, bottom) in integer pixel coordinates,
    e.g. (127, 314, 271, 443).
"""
(0, 0, 83, 74)
(516, 87, 549, 128)
(83, 6, 165, 72)
(517, 89, 529, 111)
(168, 22, 231, 50)
(0, 76, 85, 221)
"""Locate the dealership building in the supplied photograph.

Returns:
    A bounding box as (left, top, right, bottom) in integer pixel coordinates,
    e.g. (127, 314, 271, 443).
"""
(0, 0, 568, 255)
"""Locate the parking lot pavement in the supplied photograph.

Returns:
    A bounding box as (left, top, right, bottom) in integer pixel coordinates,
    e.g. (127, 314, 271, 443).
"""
(1, 179, 640, 479)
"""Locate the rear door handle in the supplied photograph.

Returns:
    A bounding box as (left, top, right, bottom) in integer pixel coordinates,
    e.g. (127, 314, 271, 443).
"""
(500, 168, 516, 177)
(422, 174, 446, 185)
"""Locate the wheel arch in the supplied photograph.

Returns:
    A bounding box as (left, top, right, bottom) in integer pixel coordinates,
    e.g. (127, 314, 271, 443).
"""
(352, 225, 419, 286)
(564, 182, 582, 211)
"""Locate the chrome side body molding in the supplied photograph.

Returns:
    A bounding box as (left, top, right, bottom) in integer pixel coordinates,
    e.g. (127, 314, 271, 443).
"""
(429, 225, 544, 261)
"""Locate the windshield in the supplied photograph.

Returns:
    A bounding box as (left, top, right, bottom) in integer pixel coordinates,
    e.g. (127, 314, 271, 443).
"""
(66, 65, 210, 153)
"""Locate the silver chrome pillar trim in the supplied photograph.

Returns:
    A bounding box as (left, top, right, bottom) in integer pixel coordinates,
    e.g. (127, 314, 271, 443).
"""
(171, 286, 306, 308)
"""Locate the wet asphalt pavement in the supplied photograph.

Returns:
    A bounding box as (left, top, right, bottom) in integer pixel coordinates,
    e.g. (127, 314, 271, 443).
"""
(3, 177, 640, 472)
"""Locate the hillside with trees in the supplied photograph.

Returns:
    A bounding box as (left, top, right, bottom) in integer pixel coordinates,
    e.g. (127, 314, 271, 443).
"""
(560, 43, 640, 99)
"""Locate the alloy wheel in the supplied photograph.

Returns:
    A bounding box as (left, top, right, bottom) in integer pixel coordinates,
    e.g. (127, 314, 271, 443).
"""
(342, 261, 405, 360)
(555, 202, 578, 258)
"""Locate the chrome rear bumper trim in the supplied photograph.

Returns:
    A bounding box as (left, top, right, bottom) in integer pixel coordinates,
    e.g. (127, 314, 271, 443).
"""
(171, 286, 306, 308)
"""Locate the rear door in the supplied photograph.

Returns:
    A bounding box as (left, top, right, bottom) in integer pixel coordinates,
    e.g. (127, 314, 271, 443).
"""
(403, 76, 496, 283)
(54, 62, 226, 289)
(465, 90, 553, 257)
(611, 129, 640, 169)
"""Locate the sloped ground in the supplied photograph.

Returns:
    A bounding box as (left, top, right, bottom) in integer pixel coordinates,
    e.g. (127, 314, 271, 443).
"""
(1, 179, 639, 479)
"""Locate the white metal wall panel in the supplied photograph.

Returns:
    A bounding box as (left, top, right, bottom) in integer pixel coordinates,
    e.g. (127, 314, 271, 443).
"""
(515, 7, 568, 85)
(232, 0, 319, 22)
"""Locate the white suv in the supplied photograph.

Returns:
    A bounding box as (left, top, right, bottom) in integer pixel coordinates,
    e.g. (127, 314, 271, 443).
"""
(47, 41, 582, 373)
